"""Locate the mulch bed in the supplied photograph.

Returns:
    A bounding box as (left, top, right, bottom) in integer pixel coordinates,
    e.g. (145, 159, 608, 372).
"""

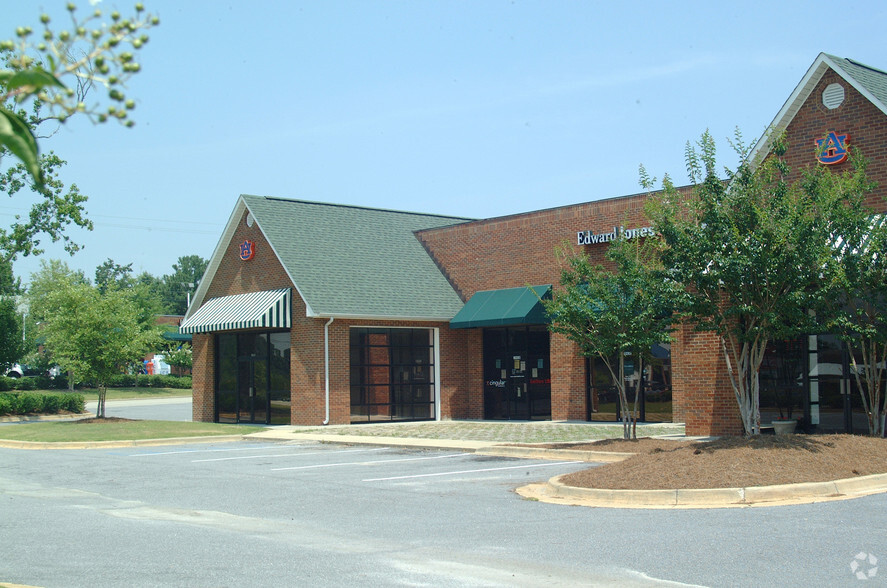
(554, 435, 887, 490)
(71, 417, 136, 424)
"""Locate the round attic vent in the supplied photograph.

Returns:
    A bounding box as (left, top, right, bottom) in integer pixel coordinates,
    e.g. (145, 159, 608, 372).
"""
(822, 83, 845, 109)
(246, 213, 255, 227)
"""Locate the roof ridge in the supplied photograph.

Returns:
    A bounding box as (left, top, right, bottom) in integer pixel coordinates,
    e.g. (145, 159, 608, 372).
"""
(241, 194, 474, 222)
(844, 57, 887, 77)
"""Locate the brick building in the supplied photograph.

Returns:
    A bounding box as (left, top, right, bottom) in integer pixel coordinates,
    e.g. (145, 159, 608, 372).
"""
(182, 53, 887, 435)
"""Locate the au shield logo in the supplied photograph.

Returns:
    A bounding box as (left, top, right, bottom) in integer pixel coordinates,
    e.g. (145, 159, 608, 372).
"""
(815, 131, 850, 165)
(239, 239, 255, 261)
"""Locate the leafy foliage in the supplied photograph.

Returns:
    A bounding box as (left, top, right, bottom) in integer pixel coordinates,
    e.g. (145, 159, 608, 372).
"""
(0, 297, 25, 371)
(544, 235, 678, 439)
(643, 129, 868, 435)
(812, 155, 886, 436)
(37, 281, 160, 417)
(0, 4, 158, 263)
(0, 3, 159, 185)
(160, 255, 208, 315)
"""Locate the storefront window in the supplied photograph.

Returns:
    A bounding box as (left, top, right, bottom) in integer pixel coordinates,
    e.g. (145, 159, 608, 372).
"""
(349, 328, 435, 423)
(586, 344, 672, 423)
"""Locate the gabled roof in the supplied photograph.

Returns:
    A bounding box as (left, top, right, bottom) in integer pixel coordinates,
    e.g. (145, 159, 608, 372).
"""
(188, 196, 472, 321)
(749, 53, 887, 166)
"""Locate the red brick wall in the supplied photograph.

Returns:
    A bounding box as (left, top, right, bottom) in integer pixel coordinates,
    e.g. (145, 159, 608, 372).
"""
(417, 196, 657, 425)
(781, 68, 887, 212)
(191, 333, 214, 422)
(417, 193, 651, 299)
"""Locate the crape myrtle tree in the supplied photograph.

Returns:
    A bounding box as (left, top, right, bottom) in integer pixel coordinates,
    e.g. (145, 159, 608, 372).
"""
(814, 154, 887, 437)
(544, 235, 678, 440)
(642, 129, 852, 436)
(40, 281, 160, 417)
(0, 4, 158, 263)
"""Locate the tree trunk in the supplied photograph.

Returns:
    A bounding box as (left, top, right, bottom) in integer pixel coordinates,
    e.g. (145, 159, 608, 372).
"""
(97, 385, 106, 418)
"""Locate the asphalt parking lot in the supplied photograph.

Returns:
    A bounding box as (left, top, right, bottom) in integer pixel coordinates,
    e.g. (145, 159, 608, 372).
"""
(2, 438, 886, 587)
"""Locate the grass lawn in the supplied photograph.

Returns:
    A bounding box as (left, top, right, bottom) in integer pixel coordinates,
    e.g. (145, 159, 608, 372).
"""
(39, 387, 192, 401)
(0, 420, 261, 442)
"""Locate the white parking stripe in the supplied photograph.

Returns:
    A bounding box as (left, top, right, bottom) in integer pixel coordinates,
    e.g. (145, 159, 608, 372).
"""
(362, 460, 583, 482)
(271, 452, 468, 471)
(193, 447, 385, 463)
(131, 445, 284, 457)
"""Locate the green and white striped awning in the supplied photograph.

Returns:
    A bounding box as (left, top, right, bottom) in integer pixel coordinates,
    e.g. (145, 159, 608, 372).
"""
(179, 288, 292, 334)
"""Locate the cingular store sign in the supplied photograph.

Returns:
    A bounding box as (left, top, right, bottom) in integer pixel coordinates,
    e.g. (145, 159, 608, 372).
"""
(577, 225, 655, 245)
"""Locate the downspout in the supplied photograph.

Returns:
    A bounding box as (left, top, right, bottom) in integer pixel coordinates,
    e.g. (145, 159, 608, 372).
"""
(323, 317, 334, 425)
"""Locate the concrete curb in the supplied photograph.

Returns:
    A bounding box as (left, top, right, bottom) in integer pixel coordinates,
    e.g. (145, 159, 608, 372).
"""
(529, 472, 887, 509)
(474, 445, 634, 462)
(0, 435, 247, 450)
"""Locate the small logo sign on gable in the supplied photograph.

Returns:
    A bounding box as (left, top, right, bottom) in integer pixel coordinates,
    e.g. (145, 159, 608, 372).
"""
(815, 131, 850, 165)
(239, 240, 256, 261)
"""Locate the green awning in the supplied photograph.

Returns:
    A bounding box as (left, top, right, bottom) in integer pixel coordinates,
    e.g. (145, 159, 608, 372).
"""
(180, 288, 291, 334)
(450, 285, 551, 329)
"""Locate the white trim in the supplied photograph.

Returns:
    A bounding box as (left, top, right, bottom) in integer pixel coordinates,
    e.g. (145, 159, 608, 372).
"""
(748, 53, 887, 168)
(433, 327, 441, 421)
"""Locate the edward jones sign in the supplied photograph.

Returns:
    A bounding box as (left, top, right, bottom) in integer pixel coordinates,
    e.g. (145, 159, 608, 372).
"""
(577, 226, 655, 245)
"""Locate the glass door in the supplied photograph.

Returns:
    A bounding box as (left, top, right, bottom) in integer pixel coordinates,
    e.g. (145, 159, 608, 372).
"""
(237, 333, 268, 424)
(483, 326, 550, 420)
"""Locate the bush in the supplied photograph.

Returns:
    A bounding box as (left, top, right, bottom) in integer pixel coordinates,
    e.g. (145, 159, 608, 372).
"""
(59, 393, 85, 413)
(15, 393, 42, 414)
(0, 377, 13, 392)
(0, 392, 85, 416)
(0, 393, 13, 415)
(16, 377, 37, 391)
(41, 394, 61, 414)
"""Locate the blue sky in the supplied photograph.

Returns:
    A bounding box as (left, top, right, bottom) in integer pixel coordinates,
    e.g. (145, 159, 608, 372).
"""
(4, 0, 886, 285)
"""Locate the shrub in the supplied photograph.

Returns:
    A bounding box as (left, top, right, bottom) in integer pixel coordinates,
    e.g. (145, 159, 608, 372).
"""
(0, 377, 12, 392)
(41, 394, 61, 414)
(59, 393, 85, 414)
(0, 393, 13, 415)
(15, 377, 37, 391)
(15, 393, 42, 414)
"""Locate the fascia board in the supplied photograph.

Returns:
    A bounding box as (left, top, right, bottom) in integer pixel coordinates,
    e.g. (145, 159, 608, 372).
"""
(184, 197, 247, 320)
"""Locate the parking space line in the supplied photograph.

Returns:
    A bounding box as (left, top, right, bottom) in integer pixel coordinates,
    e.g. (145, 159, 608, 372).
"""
(362, 460, 582, 482)
(271, 452, 469, 472)
(131, 445, 284, 457)
(192, 447, 385, 463)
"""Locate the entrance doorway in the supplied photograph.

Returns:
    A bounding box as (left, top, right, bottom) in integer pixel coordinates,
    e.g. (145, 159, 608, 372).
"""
(483, 326, 551, 420)
(216, 331, 291, 425)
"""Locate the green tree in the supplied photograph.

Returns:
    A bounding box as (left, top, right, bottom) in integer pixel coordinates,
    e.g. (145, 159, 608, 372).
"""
(161, 255, 208, 315)
(0, 4, 158, 262)
(27, 258, 88, 321)
(544, 236, 677, 439)
(813, 155, 887, 436)
(643, 130, 852, 436)
(0, 297, 25, 371)
(40, 282, 159, 417)
(94, 258, 133, 293)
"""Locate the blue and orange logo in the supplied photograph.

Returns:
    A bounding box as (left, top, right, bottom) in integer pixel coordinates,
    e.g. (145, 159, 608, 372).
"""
(239, 240, 255, 261)
(815, 131, 850, 165)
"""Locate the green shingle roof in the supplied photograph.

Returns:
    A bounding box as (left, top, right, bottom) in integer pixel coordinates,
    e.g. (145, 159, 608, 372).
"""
(241, 196, 471, 320)
(825, 54, 887, 108)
